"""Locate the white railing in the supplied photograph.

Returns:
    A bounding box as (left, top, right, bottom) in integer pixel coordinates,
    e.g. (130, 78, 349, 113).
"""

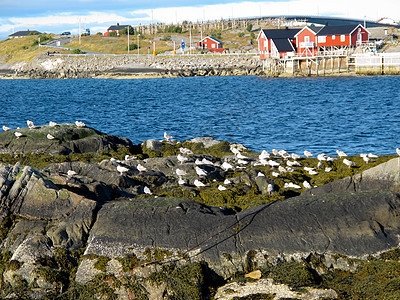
(354, 53, 400, 67)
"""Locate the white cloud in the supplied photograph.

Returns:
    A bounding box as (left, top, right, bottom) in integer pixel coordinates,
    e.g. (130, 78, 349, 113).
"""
(0, 0, 399, 39)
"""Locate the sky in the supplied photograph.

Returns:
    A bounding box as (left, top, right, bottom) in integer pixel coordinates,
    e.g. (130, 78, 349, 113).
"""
(1, 0, 399, 39)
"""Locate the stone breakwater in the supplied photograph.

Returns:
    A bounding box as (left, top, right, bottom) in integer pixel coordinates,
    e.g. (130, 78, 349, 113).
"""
(8, 53, 263, 79)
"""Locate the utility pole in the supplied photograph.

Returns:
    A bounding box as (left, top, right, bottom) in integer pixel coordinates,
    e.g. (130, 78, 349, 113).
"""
(127, 26, 130, 54)
(79, 18, 81, 45)
(137, 33, 140, 55)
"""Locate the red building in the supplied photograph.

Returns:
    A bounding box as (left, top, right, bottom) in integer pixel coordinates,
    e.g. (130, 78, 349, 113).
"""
(197, 36, 225, 52)
(258, 24, 370, 59)
(104, 23, 133, 37)
(257, 28, 300, 59)
(295, 24, 370, 56)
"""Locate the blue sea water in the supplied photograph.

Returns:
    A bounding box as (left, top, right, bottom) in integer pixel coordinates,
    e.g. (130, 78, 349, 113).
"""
(1, 76, 400, 156)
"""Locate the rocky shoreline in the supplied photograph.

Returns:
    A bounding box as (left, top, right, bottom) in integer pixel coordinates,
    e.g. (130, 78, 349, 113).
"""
(1, 123, 400, 299)
(0, 54, 264, 79)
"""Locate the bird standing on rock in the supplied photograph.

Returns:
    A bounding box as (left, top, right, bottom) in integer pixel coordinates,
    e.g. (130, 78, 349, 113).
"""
(164, 131, 173, 142)
(176, 168, 187, 176)
(343, 158, 356, 168)
(194, 179, 205, 187)
(14, 132, 22, 139)
(144, 186, 152, 195)
(336, 150, 347, 158)
(47, 134, 55, 140)
(49, 121, 57, 127)
(304, 150, 313, 157)
(195, 166, 208, 177)
(27, 120, 35, 129)
(2, 125, 10, 131)
(396, 148, 400, 156)
(136, 164, 147, 173)
(75, 121, 86, 127)
(117, 165, 129, 176)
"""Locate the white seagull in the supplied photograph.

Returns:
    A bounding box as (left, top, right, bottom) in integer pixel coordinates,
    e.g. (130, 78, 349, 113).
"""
(271, 172, 280, 177)
(304, 150, 313, 158)
(368, 153, 378, 158)
(47, 134, 55, 140)
(27, 120, 35, 129)
(230, 145, 241, 155)
(221, 161, 234, 171)
(272, 149, 279, 156)
(309, 170, 318, 175)
(291, 153, 301, 160)
(218, 185, 227, 191)
(136, 164, 147, 173)
(124, 155, 137, 161)
(343, 158, 356, 168)
(195, 166, 208, 177)
(194, 179, 206, 187)
(317, 153, 327, 161)
(396, 148, 400, 156)
(177, 154, 188, 164)
(49, 121, 57, 127)
(117, 165, 129, 176)
(268, 160, 280, 167)
(325, 167, 332, 172)
(2, 125, 10, 131)
(336, 150, 347, 158)
(75, 121, 86, 127)
(164, 131, 173, 142)
(303, 181, 312, 189)
(176, 168, 187, 176)
(223, 179, 232, 185)
(267, 184, 274, 195)
(259, 150, 270, 160)
(143, 186, 152, 195)
(179, 147, 193, 155)
(257, 172, 265, 177)
(67, 170, 77, 177)
(14, 132, 22, 139)
(178, 178, 186, 185)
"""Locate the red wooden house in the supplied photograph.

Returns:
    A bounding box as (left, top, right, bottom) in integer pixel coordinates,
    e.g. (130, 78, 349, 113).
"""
(104, 23, 133, 37)
(257, 28, 300, 59)
(197, 36, 225, 52)
(295, 24, 370, 56)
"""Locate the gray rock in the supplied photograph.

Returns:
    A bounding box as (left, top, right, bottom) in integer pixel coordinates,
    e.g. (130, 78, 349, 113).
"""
(189, 137, 221, 148)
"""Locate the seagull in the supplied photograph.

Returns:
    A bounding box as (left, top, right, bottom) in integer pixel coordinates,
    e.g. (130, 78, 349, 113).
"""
(317, 161, 323, 169)
(363, 156, 372, 164)
(177, 154, 188, 164)
(221, 161, 234, 171)
(272, 149, 279, 156)
(223, 179, 231, 185)
(325, 167, 332, 172)
(259, 150, 270, 160)
(368, 153, 378, 158)
(268, 160, 280, 167)
(291, 153, 301, 160)
(179, 147, 193, 155)
(343, 158, 356, 168)
(303, 181, 312, 189)
(396, 148, 400, 156)
(49, 121, 57, 127)
(14, 132, 22, 139)
(75, 121, 86, 127)
(47, 134, 55, 140)
(237, 159, 248, 165)
(230, 145, 241, 155)
(278, 165, 287, 173)
(309, 170, 318, 175)
(271, 172, 280, 177)
(236, 153, 248, 159)
(67, 170, 77, 177)
(2, 125, 10, 131)
(317, 154, 327, 161)
(336, 150, 347, 158)
(143, 186, 152, 195)
(27, 120, 35, 129)
(136, 164, 147, 173)
(304, 150, 313, 158)
(178, 178, 186, 185)
(257, 172, 265, 177)
(285, 182, 301, 189)
(195, 159, 204, 165)
(117, 165, 129, 176)
(110, 157, 121, 163)
(327, 157, 337, 162)
(287, 160, 301, 167)
(164, 131, 173, 142)
(218, 185, 227, 191)
(304, 167, 314, 172)
(195, 166, 208, 177)
(194, 179, 205, 187)
(176, 168, 187, 176)
(267, 184, 274, 195)
(124, 155, 137, 161)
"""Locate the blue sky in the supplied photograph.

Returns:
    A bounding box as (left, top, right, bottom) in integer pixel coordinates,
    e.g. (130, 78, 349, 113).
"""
(0, 0, 398, 39)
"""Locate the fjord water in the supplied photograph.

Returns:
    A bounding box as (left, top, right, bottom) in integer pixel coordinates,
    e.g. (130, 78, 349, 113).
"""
(1, 76, 400, 155)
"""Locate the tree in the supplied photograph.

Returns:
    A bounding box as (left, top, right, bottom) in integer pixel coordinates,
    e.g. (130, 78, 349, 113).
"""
(119, 26, 135, 35)
(246, 24, 253, 32)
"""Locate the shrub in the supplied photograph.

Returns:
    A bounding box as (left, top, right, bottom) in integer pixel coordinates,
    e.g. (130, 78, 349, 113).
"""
(72, 48, 83, 54)
(238, 32, 245, 37)
(246, 24, 253, 32)
(128, 43, 138, 51)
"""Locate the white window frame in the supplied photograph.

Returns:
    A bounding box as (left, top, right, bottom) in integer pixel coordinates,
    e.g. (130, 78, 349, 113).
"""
(332, 35, 336, 40)
(211, 43, 215, 48)
(318, 36, 326, 43)
(304, 36, 310, 43)
(340, 35, 345, 42)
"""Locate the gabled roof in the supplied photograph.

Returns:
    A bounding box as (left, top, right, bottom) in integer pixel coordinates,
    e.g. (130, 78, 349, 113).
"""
(9, 30, 40, 37)
(294, 25, 324, 37)
(107, 24, 132, 31)
(198, 35, 223, 44)
(316, 24, 366, 36)
(260, 28, 301, 39)
(272, 38, 296, 52)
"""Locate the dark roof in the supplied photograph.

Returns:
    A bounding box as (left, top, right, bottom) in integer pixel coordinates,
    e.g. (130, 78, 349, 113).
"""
(261, 28, 301, 39)
(272, 38, 295, 52)
(9, 30, 40, 37)
(199, 35, 223, 44)
(317, 24, 361, 36)
(107, 24, 132, 31)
